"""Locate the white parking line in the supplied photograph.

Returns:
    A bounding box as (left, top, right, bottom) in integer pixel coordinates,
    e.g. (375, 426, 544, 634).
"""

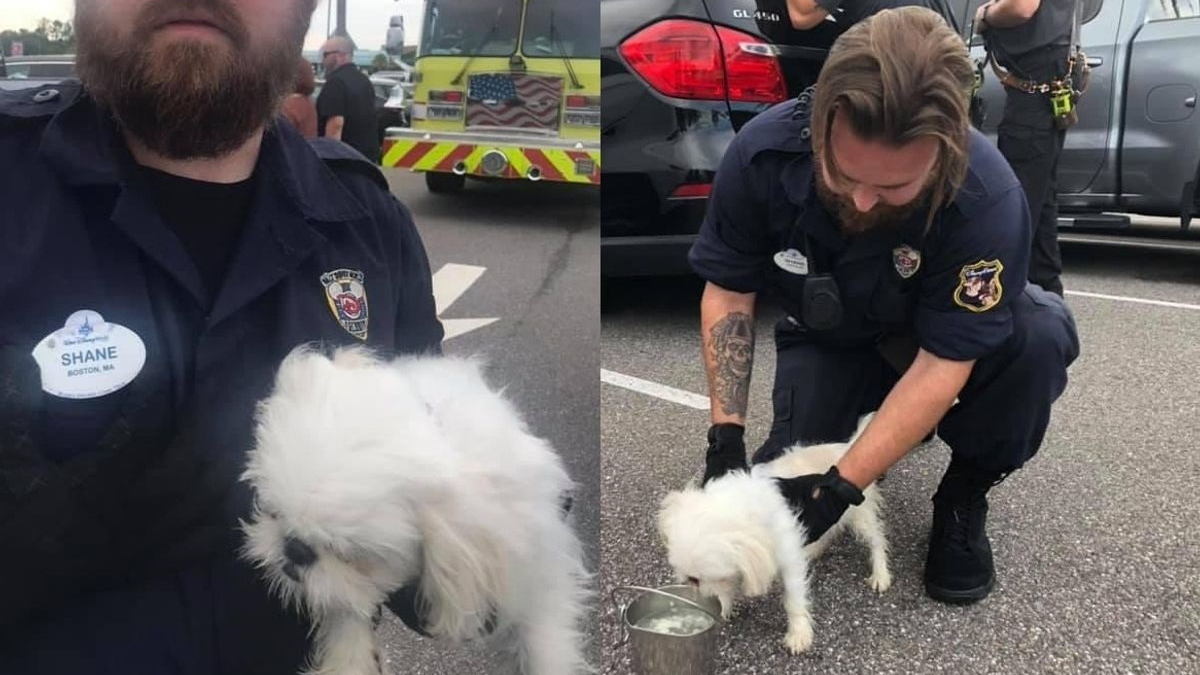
(1065, 290, 1200, 311)
(432, 263, 487, 315)
(600, 369, 709, 410)
(431, 263, 499, 341)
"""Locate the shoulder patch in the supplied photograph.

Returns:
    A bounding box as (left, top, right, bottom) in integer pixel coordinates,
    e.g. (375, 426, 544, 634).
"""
(953, 259, 1004, 312)
(307, 137, 388, 192)
(0, 81, 84, 121)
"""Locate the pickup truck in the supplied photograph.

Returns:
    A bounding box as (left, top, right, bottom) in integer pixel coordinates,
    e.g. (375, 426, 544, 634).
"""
(956, 0, 1200, 229)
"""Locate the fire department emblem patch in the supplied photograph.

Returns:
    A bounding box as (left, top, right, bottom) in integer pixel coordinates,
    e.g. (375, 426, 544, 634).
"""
(321, 269, 369, 340)
(953, 259, 1004, 313)
(892, 245, 922, 279)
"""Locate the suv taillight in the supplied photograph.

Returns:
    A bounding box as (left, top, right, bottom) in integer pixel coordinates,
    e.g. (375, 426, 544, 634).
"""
(618, 19, 786, 104)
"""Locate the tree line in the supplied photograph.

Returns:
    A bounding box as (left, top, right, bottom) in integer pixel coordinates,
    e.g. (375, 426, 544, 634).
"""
(2, 19, 76, 57)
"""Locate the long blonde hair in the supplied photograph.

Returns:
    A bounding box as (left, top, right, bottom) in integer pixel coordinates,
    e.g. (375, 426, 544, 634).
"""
(810, 7, 975, 229)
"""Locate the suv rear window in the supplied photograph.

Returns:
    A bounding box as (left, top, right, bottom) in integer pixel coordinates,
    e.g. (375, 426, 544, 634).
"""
(419, 0, 521, 57)
(522, 0, 600, 58)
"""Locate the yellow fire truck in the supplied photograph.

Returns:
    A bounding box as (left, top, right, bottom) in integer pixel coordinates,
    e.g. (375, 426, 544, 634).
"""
(381, 0, 600, 193)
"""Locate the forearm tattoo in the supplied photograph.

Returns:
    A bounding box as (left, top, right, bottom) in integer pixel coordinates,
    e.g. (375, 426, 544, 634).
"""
(708, 312, 755, 417)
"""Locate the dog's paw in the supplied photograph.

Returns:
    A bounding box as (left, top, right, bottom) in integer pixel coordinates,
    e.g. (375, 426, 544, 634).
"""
(783, 620, 814, 654)
(867, 569, 893, 594)
(715, 593, 737, 620)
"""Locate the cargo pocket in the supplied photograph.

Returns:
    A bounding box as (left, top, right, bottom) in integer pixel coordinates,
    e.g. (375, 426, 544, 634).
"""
(997, 123, 1049, 165)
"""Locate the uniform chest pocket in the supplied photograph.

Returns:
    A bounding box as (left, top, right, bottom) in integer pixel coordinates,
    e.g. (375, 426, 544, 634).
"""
(764, 255, 809, 320)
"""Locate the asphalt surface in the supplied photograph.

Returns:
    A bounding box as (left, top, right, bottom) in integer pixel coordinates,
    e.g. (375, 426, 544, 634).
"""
(375, 169, 601, 674)
(600, 223, 1200, 675)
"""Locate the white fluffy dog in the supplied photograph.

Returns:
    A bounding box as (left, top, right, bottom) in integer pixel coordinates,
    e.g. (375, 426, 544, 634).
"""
(239, 345, 591, 675)
(657, 413, 891, 654)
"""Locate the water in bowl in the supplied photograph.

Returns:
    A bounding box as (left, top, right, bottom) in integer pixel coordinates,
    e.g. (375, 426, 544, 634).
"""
(633, 606, 716, 636)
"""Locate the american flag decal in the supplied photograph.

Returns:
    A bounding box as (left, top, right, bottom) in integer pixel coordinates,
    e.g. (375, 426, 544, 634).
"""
(467, 73, 563, 130)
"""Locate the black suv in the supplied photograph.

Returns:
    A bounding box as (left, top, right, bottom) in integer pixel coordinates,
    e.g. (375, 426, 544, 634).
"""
(600, 0, 962, 276)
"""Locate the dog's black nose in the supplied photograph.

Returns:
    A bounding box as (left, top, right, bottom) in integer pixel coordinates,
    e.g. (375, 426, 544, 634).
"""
(283, 537, 318, 569)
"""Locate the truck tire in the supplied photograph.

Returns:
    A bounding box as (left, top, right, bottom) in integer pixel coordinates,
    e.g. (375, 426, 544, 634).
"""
(425, 172, 466, 194)
(1183, 154, 1200, 230)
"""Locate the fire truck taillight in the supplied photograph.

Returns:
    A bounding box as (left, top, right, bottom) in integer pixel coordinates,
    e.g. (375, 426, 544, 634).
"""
(431, 90, 464, 103)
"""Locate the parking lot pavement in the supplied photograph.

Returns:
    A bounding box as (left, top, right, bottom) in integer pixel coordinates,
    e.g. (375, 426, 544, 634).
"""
(374, 169, 601, 673)
(600, 231, 1200, 675)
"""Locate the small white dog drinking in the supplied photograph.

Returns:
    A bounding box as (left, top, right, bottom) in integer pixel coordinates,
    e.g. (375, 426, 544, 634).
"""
(657, 413, 891, 654)
(240, 345, 591, 675)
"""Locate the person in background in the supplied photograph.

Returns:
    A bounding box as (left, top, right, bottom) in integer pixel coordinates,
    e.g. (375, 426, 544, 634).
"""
(316, 35, 380, 163)
(281, 56, 318, 138)
(976, 0, 1080, 297)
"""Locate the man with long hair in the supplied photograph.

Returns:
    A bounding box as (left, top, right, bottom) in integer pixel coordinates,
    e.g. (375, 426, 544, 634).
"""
(0, 0, 442, 671)
(691, 7, 1079, 605)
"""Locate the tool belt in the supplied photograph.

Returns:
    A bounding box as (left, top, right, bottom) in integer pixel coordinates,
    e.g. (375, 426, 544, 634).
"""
(988, 47, 1091, 129)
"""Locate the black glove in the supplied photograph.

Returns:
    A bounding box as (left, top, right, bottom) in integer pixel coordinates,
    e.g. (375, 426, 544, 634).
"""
(774, 466, 864, 543)
(702, 423, 747, 485)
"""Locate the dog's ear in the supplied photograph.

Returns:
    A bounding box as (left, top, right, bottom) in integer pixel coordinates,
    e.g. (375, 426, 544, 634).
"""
(416, 506, 505, 641)
(656, 491, 691, 544)
(729, 526, 778, 597)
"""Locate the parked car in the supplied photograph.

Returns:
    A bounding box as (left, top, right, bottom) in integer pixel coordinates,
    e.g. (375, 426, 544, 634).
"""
(601, 1, 965, 277)
(601, 0, 836, 276)
(369, 76, 409, 138)
(601, 0, 1200, 278)
(0, 54, 76, 92)
(960, 0, 1200, 229)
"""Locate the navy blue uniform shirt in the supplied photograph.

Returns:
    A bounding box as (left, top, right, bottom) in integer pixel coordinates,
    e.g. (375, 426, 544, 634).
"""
(0, 82, 442, 673)
(688, 96, 1031, 361)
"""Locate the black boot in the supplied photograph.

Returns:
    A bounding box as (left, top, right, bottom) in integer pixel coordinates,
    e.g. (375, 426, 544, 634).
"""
(924, 459, 1008, 605)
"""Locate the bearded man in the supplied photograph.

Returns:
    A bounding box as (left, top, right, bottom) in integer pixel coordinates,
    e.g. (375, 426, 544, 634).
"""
(0, 0, 443, 672)
(690, 7, 1079, 606)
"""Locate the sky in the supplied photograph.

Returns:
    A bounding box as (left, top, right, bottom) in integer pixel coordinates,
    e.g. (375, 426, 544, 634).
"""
(0, 0, 425, 52)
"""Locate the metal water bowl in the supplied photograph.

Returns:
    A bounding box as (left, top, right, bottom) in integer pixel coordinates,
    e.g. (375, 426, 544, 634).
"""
(612, 584, 724, 675)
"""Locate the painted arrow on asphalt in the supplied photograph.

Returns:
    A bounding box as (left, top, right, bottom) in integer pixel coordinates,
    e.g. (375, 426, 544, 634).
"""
(432, 263, 499, 340)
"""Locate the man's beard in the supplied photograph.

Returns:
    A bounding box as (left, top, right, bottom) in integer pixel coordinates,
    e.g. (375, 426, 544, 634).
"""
(813, 156, 930, 236)
(75, 0, 315, 160)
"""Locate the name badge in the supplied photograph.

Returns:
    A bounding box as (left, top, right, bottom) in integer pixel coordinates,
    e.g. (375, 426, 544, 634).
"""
(30, 310, 147, 399)
(773, 248, 809, 275)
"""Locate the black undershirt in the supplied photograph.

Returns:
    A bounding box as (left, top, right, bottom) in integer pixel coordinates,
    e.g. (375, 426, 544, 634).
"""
(141, 166, 256, 308)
